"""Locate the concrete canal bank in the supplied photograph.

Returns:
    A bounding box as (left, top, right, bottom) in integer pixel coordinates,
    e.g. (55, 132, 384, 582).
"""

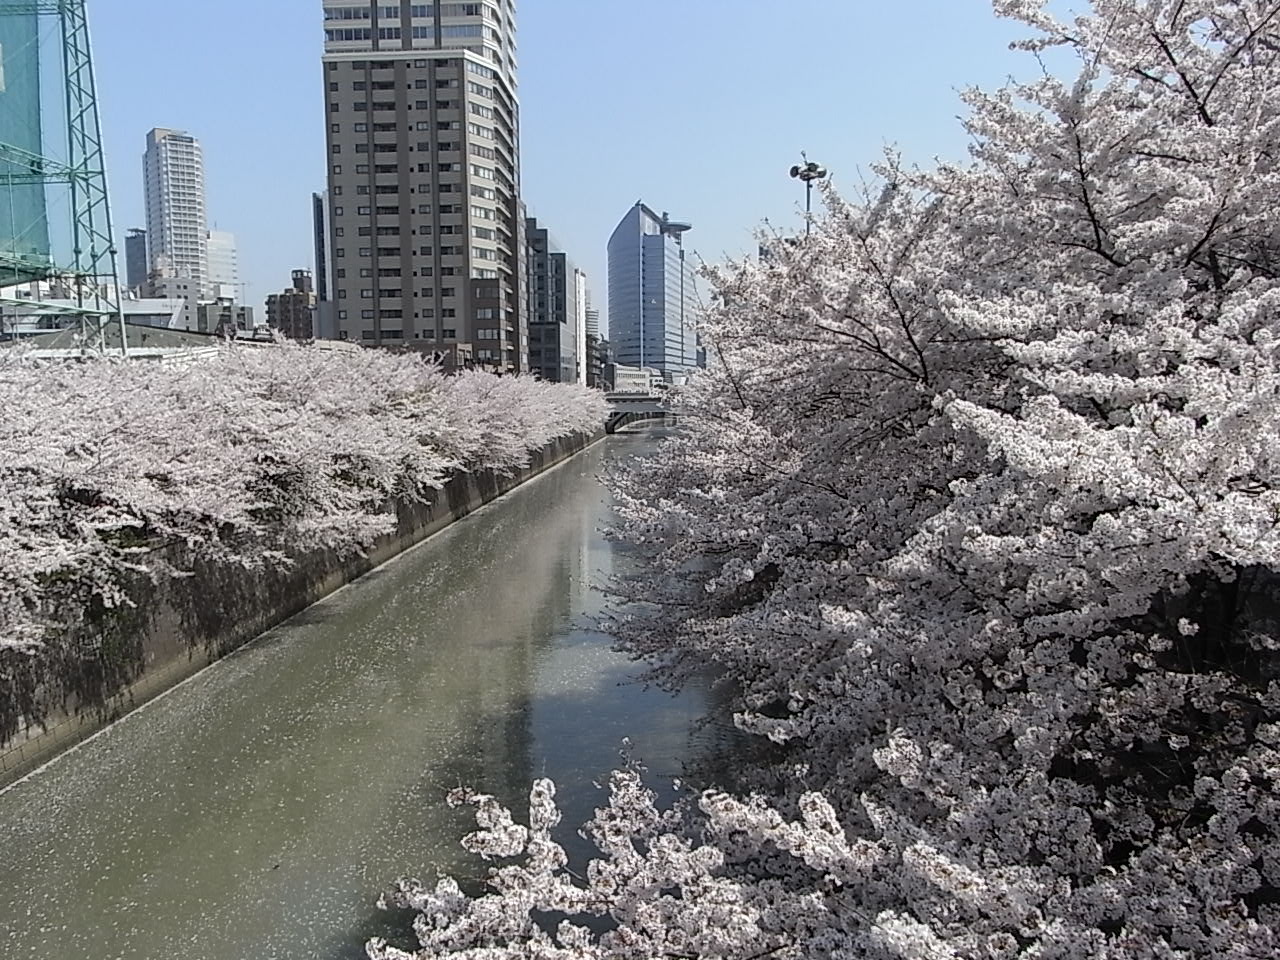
(0, 430, 603, 786)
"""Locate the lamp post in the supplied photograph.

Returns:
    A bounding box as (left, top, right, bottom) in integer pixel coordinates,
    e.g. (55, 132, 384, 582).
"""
(789, 153, 827, 238)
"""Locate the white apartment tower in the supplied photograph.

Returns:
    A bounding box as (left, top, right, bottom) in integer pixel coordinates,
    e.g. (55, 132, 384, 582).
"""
(143, 128, 208, 295)
(205, 229, 241, 300)
(321, 0, 525, 370)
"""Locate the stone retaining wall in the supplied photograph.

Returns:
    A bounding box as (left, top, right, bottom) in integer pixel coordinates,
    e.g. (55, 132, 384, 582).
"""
(0, 430, 603, 788)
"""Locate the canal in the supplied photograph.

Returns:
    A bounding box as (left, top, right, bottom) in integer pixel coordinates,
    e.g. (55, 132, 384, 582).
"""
(0, 432, 711, 960)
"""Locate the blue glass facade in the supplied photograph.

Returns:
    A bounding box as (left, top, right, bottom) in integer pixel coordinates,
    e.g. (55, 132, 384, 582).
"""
(606, 202, 698, 374)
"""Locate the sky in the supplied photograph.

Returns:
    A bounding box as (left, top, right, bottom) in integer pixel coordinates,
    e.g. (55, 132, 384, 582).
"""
(91, 0, 1049, 332)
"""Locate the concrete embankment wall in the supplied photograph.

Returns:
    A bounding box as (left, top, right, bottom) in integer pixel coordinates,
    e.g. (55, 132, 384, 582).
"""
(0, 431, 603, 788)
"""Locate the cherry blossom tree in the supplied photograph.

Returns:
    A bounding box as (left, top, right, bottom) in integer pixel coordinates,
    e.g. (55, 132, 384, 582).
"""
(0, 342, 606, 740)
(373, 2, 1280, 957)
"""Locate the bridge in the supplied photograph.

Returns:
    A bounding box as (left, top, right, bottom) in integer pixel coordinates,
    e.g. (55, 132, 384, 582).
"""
(605, 393, 674, 434)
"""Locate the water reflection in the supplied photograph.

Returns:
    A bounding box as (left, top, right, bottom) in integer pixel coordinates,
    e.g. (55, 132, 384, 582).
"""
(0, 432, 716, 960)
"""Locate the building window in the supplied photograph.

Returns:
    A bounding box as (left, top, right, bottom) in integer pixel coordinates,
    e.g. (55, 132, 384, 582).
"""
(362, 309, 375, 319)
(335, 227, 345, 237)
(332, 164, 342, 174)
(354, 122, 368, 132)
(361, 289, 373, 298)
(332, 144, 341, 154)
(336, 248, 346, 257)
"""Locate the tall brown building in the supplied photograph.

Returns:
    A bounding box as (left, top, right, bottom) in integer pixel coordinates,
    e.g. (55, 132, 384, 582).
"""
(266, 270, 317, 340)
(320, 0, 526, 372)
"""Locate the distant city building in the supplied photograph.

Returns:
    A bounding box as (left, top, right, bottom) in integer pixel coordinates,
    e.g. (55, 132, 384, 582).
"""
(311, 191, 338, 340)
(266, 270, 317, 341)
(607, 201, 698, 375)
(586, 335, 609, 390)
(146, 259, 199, 330)
(196, 297, 253, 337)
(0, 281, 186, 339)
(585, 301, 600, 340)
(525, 217, 583, 383)
(321, 0, 526, 370)
(606, 362, 660, 395)
(205, 230, 240, 300)
(311, 192, 332, 303)
(124, 228, 148, 292)
(143, 128, 208, 295)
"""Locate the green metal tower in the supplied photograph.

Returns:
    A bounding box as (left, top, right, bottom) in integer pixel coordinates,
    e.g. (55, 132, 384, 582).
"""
(0, 0, 126, 354)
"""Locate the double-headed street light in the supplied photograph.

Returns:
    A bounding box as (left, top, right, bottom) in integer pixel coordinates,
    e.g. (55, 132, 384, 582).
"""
(789, 153, 827, 237)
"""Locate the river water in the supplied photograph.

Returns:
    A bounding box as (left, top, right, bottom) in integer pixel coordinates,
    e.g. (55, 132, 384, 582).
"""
(0, 432, 712, 959)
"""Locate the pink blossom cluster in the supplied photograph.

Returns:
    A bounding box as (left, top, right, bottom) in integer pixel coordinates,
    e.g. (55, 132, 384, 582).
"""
(374, 2, 1280, 957)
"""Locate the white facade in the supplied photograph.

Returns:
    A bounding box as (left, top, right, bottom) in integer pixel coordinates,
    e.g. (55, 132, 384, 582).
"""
(610, 364, 660, 395)
(143, 128, 208, 295)
(573, 267, 587, 385)
(205, 230, 240, 301)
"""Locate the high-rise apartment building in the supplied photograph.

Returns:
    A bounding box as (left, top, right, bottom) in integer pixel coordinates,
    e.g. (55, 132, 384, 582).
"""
(607, 201, 699, 375)
(320, 0, 525, 371)
(124, 228, 148, 293)
(525, 216, 583, 383)
(143, 128, 208, 295)
(206, 229, 240, 300)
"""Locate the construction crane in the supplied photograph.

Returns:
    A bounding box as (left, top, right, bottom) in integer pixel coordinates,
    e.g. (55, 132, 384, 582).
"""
(0, 0, 127, 355)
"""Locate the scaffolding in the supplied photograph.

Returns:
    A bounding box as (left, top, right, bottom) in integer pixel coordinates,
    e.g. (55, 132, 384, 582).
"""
(0, 0, 125, 354)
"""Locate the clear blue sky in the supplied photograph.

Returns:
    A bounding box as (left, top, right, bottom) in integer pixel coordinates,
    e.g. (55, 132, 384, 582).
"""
(92, 1, 1044, 328)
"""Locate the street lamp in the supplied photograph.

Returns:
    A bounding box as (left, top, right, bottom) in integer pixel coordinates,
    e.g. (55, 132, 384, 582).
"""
(789, 153, 827, 237)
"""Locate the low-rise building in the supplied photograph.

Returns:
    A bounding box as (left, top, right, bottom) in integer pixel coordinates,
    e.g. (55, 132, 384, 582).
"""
(197, 297, 254, 337)
(265, 270, 317, 341)
(606, 362, 660, 395)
